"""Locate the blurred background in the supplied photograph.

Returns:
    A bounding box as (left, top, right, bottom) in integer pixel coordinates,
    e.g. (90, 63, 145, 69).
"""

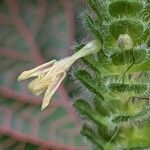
(0, 0, 89, 150)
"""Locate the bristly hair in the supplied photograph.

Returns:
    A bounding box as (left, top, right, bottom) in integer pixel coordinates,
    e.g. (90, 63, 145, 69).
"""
(73, 0, 150, 149)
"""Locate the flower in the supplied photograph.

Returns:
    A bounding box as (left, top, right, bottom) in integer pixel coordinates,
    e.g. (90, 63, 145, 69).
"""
(17, 40, 101, 110)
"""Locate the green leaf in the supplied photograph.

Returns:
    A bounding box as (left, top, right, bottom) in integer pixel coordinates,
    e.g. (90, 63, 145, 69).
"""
(74, 99, 105, 126)
(109, 1, 143, 17)
(109, 83, 148, 94)
(94, 96, 110, 116)
(112, 106, 150, 126)
(84, 12, 103, 42)
(88, 0, 102, 20)
(109, 19, 144, 44)
(81, 125, 104, 150)
(75, 70, 104, 100)
(111, 49, 147, 66)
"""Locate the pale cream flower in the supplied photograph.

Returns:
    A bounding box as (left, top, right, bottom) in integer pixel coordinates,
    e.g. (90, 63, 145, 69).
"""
(17, 40, 101, 110)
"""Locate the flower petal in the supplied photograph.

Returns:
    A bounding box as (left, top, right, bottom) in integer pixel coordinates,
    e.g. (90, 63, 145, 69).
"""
(17, 60, 57, 81)
(41, 72, 66, 110)
(28, 78, 48, 96)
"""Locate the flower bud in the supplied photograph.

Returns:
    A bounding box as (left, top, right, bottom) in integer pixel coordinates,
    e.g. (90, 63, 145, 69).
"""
(117, 34, 133, 49)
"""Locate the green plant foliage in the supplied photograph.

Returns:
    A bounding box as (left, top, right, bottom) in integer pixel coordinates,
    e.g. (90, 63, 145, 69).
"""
(109, 19, 144, 44)
(109, 1, 143, 17)
(111, 49, 147, 66)
(112, 106, 150, 126)
(109, 83, 148, 94)
(74, 0, 150, 149)
(81, 125, 104, 150)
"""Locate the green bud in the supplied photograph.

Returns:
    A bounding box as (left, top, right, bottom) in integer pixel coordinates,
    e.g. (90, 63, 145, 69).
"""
(117, 34, 133, 49)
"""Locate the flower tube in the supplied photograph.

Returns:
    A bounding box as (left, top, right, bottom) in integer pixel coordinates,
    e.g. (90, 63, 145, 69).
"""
(18, 40, 101, 110)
